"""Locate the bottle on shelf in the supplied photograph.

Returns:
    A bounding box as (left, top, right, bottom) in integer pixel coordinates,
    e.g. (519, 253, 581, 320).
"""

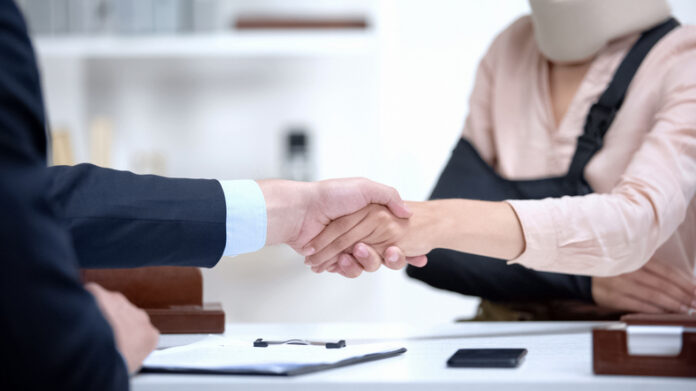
(282, 128, 313, 182)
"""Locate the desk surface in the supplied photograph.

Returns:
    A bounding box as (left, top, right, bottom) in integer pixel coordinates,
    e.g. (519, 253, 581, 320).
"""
(132, 322, 695, 391)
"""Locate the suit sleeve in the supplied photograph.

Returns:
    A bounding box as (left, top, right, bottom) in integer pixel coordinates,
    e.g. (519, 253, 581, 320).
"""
(0, 1, 128, 389)
(46, 164, 227, 269)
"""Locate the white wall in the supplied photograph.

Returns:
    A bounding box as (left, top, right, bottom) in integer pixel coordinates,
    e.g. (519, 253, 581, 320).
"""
(375, 0, 531, 200)
(37, 0, 696, 324)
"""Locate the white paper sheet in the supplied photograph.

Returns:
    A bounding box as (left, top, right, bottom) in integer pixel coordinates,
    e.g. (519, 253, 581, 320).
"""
(142, 335, 405, 374)
(626, 325, 691, 356)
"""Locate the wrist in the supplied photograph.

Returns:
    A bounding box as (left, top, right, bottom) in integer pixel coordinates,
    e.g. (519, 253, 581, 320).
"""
(405, 200, 446, 253)
(425, 199, 525, 259)
(415, 199, 475, 252)
(257, 179, 312, 245)
(426, 200, 455, 250)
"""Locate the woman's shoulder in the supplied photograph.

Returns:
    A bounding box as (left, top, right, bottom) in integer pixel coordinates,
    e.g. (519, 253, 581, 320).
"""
(651, 24, 696, 61)
(500, 14, 535, 40)
(644, 24, 696, 90)
(482, 15, 537, 67)
(489, 15, 535, 50)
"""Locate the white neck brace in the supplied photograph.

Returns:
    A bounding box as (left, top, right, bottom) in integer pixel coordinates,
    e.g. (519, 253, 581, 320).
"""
(529, 0, 671, 64)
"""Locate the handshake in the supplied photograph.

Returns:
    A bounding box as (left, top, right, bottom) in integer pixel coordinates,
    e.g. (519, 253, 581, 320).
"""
(96, 176, 525, 374)
(258, 177, 435, 278)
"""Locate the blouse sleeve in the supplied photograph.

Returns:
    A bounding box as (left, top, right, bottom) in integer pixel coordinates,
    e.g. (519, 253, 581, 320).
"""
(507, 49, 696, 276)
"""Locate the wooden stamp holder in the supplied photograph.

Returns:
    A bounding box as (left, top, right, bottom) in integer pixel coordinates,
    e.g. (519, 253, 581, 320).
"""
(592, 313, 696, 377)
(81, 267, 225, 334)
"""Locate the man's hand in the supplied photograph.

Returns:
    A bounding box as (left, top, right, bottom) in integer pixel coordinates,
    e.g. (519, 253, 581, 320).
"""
(257, 178, 412, 251)
(592, 260, 696, 314)
(85, 283, 159, 374)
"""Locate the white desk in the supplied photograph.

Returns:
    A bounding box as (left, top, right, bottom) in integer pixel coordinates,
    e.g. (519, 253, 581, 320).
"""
(132, 322, 695, 391)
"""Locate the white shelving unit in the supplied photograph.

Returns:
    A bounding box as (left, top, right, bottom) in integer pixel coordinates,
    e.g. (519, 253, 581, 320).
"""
(35, 31, 377, 59)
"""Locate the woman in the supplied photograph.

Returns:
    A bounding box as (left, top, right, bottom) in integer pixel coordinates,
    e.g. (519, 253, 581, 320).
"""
(304, 0, 696, 315)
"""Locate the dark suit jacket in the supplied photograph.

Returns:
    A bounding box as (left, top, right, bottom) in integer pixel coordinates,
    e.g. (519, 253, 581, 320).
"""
(0, 1, 226, 389)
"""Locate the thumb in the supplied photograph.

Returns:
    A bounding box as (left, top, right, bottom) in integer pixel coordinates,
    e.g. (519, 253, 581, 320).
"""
(357, 180, 412, 218)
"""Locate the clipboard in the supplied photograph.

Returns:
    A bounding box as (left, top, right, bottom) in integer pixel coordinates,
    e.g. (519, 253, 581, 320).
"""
(140, 336, 407, 376)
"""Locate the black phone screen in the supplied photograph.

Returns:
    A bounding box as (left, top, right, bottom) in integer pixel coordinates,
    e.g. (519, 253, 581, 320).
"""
(446, 348, 527, 368)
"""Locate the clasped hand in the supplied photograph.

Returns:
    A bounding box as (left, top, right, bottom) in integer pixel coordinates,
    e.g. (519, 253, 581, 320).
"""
(257, 178, 432, 278)
(303, 202, 434, 278)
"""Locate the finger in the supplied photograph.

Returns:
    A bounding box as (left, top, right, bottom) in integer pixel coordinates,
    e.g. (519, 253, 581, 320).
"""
(643, 261, 695, 299)
(328, 264, 339, 273)
(314, 254, 344, 273)
(625, 276, 690, 313)
(612, 294, 667, 314)
(356, 179, 412, 219)
(306, 220, 376, 266)
(84, 283, 112, 302)
(383, 246, 407, 270)
(311, 256, 339, 273)
(406, 255, 428, 268)
(627, 269, 693, 311)
(337, 253, 364, 278)
(317, 241, 388, 274)
(352, 243, 382, 272)
(302, 208, 369, 258)
(84, 282, 103, 295)
(314, 237, 377, 274)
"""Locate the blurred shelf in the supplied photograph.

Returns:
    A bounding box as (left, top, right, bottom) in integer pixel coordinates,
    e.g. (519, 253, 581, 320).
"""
(34, 31, 377, 59)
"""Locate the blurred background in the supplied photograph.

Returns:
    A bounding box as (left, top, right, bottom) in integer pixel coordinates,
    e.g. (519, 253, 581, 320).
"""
(20, 0, 696, 324)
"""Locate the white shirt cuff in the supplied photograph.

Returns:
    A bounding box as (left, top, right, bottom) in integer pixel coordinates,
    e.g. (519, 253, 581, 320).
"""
(218, 179, 267, 256)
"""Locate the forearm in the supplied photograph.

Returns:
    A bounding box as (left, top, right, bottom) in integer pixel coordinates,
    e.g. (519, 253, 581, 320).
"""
(411, 199, 525, 260)
(47, 164, 227, 268)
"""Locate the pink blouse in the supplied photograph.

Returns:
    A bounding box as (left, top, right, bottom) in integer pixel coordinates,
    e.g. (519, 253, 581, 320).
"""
(461, 16, 696, 277)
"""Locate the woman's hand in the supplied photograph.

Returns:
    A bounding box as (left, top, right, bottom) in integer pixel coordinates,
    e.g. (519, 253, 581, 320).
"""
(304, 202, 436, 274)
(323, 244, 428, 278)
(304, 199, 525, 278)
(591, 260, 696, 314)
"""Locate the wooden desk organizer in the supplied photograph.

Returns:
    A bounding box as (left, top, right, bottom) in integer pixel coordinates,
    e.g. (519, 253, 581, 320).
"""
(593, 314, 696, 377)
(81, 267, 225, 334)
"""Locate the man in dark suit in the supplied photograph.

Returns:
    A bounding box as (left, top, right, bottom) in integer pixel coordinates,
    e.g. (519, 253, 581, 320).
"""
(0, 1, 414, 389)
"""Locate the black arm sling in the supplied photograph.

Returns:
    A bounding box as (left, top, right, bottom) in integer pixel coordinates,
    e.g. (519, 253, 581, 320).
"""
(406, 18, 679, 304)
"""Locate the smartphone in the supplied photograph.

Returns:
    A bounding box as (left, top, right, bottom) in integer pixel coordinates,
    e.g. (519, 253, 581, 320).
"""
(446, 348, 527, 368)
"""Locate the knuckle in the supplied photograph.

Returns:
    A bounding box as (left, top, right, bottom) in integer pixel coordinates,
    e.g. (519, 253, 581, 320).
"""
(376, 209, 392, 223)
(386, 221, 400, 234)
